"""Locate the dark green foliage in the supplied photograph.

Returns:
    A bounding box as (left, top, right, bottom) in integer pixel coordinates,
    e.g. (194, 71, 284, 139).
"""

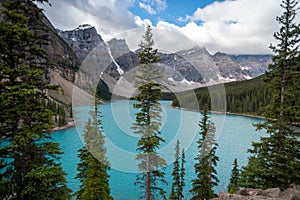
(161, 91, 176, 100)
(172, 76, 272, 114)
(132, 26, 167, 200)
(96, 79, 112, 101)
(69, 103, 73, 118)
(169, 140, 180, 200)
(46, 99, 67, 127)
(190, 107, 219, 200)
(240, 0, 300, 190)
(76, 107, 112, 200)
(227, 159, 239, 194)
(179, 149, 185, 199)
(169, 140, 185, 200)
(0, 0, 71, 199)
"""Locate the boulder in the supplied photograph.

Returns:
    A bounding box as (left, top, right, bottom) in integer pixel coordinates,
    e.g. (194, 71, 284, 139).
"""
(216, 185, 299, 200)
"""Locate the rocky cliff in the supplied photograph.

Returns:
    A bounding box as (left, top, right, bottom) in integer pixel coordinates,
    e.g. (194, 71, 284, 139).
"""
(57, 24, 103, 61)
(215, 185, 300, 200)
(57, 24, 272, 96)
(0, 1, 81, 97)
(27, 4, 81, 83)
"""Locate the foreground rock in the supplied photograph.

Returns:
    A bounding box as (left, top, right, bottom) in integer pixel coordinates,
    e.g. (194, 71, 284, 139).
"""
(216, 185, 300, 200)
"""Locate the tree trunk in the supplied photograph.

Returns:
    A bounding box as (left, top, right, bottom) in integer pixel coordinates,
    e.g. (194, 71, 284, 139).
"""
(146, 156, 150, 200)
(146, 103, 151, 200)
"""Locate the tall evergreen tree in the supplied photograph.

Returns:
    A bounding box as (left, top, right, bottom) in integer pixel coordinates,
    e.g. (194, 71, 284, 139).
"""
(190, 107, 219, 200)
(240, 0, 300, 190)
(132, 26, 167, 200)
(76, 107, 112, 200)
(179, 148, 185, 199)
(170, 140, 180, 200)
(170, 140, 185, 200)
(227, 159, 239, 194)
(0, 0, 71, 199)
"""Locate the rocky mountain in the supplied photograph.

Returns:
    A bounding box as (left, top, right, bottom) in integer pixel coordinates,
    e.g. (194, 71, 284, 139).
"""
(57, 24, 272, 97)
(0, 1, 86, 104)
(0, 0, 273, 102)
(57, 24, 103, 61)
(26, 4, 80, 84)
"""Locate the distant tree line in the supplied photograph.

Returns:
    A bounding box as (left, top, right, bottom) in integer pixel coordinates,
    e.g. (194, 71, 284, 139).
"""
(172, 76, 273, 115)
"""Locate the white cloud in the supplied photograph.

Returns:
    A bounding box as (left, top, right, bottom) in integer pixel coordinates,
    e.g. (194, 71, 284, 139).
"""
(139, 2, 156, 15)
(182, 0, 283, 54)
(115, 25, 196, 53)
(134, 16, 153, 27)
(177, 16, 189, 23)
(40, 0, 300, 54)
(143, 0, 286, 54)
(138, 0, 167, 13)
(153, 0, 167, 12)
(41, 0, 138, 40)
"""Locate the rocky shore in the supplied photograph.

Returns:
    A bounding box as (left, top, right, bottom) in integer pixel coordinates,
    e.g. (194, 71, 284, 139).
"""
(214, 185, 300, 200)
(51, 119, 75, 132)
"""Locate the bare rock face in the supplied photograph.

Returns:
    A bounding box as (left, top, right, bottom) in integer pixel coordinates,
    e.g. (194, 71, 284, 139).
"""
(280, 185, 300, 200)
(57, 24, 103, 61)
(218, 185, 300, 200)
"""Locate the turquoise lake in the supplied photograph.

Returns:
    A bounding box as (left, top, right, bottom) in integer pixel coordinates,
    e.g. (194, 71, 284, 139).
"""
(51, 100, 266, 199)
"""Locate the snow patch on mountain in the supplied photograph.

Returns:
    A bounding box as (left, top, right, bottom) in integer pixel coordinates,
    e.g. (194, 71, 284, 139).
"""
(241, 66, 250, 70)
(105, 43, 124, 76)
(244, 75, 252, 80)
(76, 24, 94, 30)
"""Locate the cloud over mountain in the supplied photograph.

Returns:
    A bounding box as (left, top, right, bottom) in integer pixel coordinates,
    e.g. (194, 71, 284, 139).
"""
(40, 0, 300, 54)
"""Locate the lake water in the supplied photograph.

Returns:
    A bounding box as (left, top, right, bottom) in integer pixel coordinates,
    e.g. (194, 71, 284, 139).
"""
(51, 100, 266, 199)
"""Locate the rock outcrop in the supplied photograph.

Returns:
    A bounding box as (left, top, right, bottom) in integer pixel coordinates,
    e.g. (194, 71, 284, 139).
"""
(217, 185, 300, 200)
(57, 24, 103, 61)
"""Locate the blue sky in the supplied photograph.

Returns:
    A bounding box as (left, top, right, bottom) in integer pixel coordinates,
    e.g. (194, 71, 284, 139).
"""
(40, 0, 299, 54)
(129, 0, 223, 26)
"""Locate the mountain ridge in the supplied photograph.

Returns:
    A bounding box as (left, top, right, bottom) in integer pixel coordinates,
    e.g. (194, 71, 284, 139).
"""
(57, 24, 272, 96)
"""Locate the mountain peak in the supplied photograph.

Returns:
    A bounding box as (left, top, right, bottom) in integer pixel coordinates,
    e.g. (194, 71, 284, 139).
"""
(75, 24, 94, 31)
(57, 24, 103, 60)
(107, 38, 130, 54)
(177, 46, 210, 57)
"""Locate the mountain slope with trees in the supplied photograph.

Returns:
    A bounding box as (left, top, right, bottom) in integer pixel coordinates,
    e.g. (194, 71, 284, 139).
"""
(0, 0, 71, 198)
(172, 75, 272, 115)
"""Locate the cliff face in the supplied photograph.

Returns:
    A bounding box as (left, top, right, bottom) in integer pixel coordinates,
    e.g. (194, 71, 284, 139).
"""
(57, 24, 103, 61)
(41, 16, 80, 83)
(0, 1, 81, 82)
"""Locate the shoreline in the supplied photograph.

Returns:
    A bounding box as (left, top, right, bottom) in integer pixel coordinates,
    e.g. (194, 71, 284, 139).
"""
(171, 106, 265, 120)
(52, 103, 265, 133)
(51, 119, 76, 132)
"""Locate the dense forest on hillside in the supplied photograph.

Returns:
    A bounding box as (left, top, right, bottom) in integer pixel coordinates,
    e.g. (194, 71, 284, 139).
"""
(171, 76, 273, 115)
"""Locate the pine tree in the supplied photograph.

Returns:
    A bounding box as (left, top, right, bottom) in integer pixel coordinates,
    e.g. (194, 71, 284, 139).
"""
(132, 26, 167, 200)
(0, 0, 71, 199)
(170, 140, 185, 200)
(240, 0, 300, 190)
(227, 159, 239, 194)
(76, 107, 112, 200)
(190, 107, 219, 200)
(179, 148, 185, 199)
(170, 140, 180, 200)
